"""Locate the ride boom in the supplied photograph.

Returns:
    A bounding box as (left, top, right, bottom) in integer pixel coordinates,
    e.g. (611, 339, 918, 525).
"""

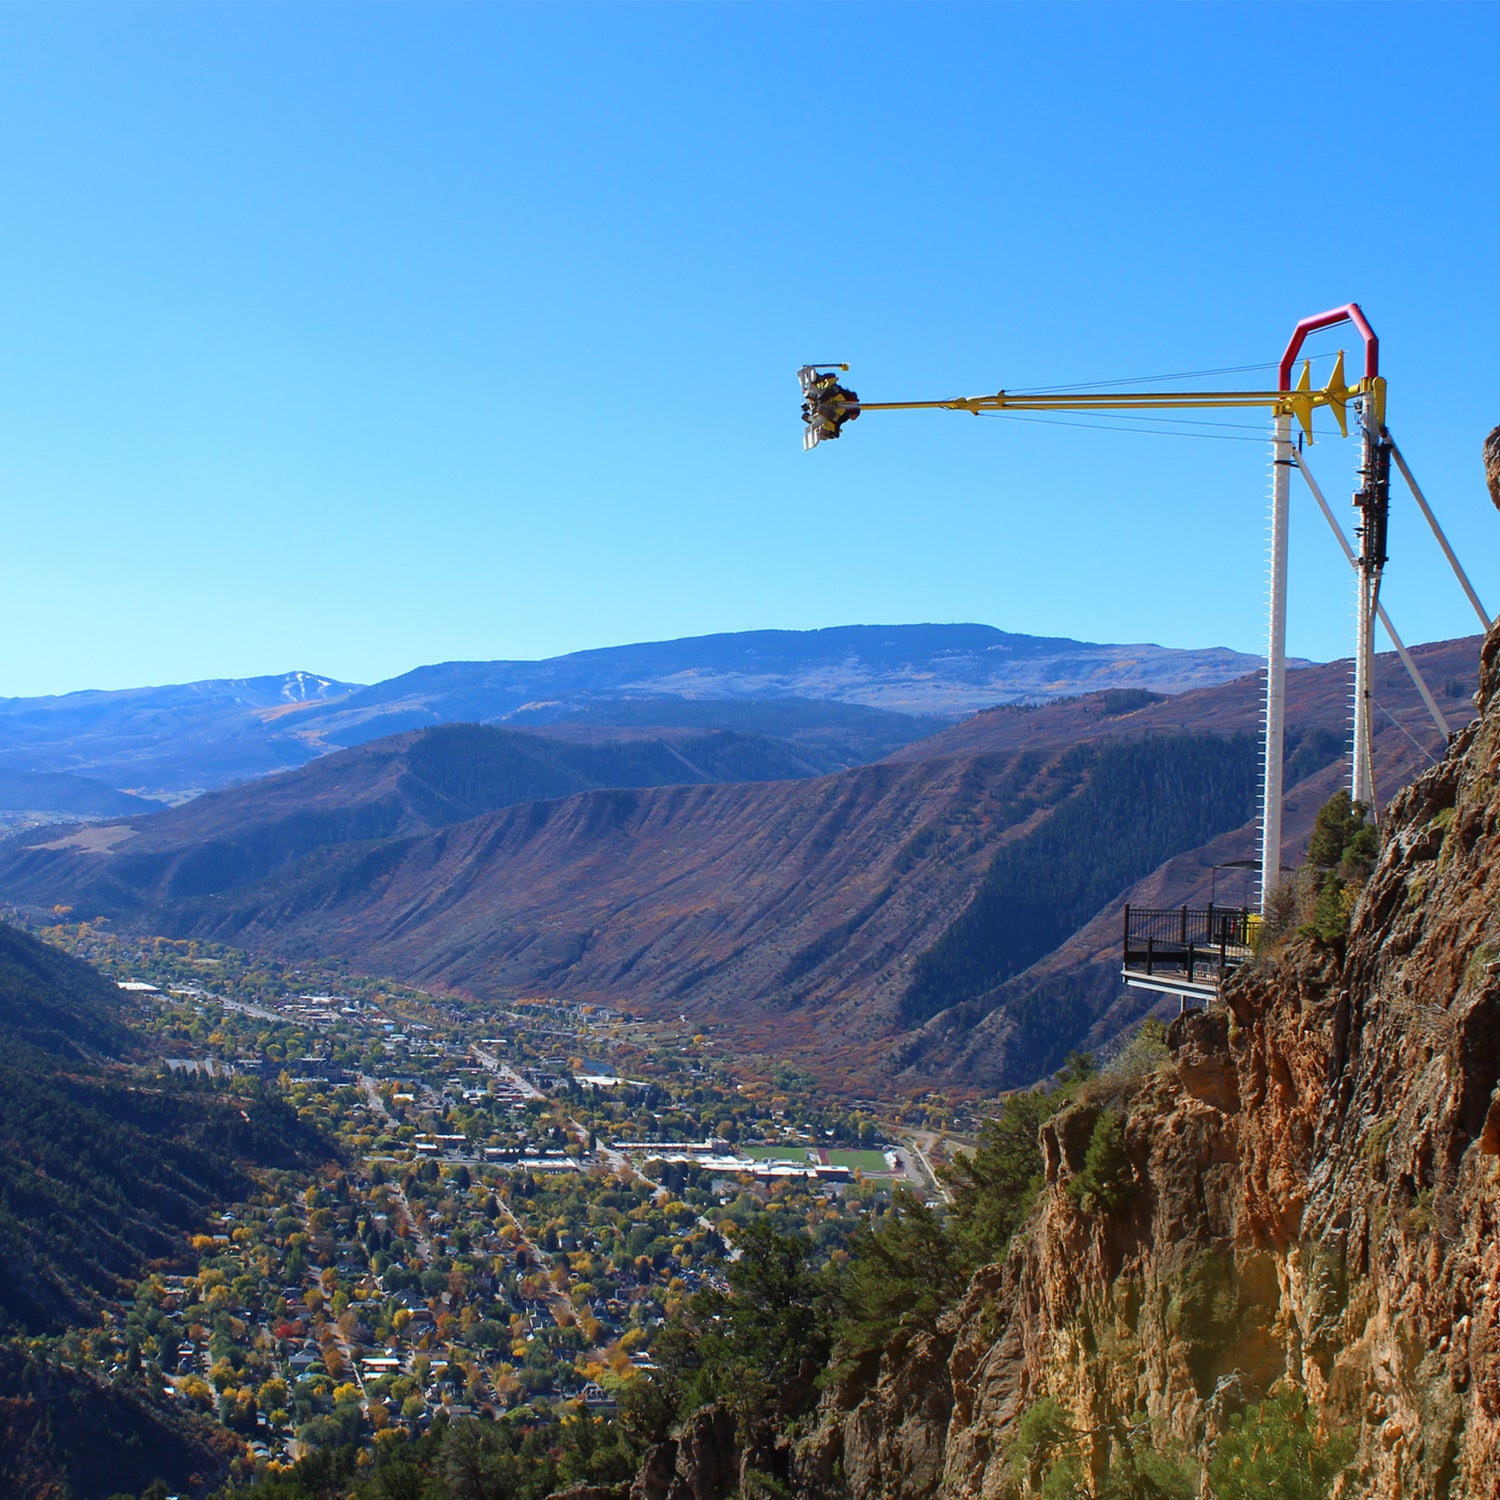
(798, 305, 1488, 921)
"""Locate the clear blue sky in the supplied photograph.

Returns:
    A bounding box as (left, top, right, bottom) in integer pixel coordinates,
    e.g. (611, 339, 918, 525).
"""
(3, 1, 1498, 696)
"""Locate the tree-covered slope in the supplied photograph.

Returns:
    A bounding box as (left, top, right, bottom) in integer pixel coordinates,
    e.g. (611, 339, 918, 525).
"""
(900, 735, 1260, 1029)
(0, 1342, 238, 1500)
(0, 922, 329, 1335)
(511, 694, 949, 774)
(0, 914, 139, 1060)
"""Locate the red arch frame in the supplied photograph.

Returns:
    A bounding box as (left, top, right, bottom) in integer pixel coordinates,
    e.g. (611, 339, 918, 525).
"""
(1279, 303, 1378, 390)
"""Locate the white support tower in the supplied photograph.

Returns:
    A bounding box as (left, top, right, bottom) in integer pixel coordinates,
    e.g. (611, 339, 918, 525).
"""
(1261, 414, 1293, 911)
(1293, 448, 1453, 742)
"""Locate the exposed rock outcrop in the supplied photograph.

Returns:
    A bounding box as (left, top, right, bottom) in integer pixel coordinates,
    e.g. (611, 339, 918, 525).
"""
(794, 1330, 957, 1500)
(631, 1405, 740, 1500)
(1485, 423, 1500, 510)
(785, 606, 1500, 1499)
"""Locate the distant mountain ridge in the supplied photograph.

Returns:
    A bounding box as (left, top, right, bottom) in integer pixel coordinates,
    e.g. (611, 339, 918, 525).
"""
(0, 624, 1278, 797)
(306, 623, 1276, 738)
(0, 670, 355, 796)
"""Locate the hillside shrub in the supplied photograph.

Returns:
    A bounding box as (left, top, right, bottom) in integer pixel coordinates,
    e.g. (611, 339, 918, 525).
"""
(831, 1188, 966, 1382)
(1068, 1111, 1134, 1212)
(1255, 874, 1307, 949)
(1097, 1440, 1198, 1500)
(1251, 792, 1384, 950)
(1085, 1018, 1173, 1102)
(1006, 1397, 1079, 1495)
(1298, 790, 1380, 942)
(1003, 1400, 1199, 1500)
(833, 1055, 1096, 1397)
(684, 1217, 834, 1422)
(1307, 790, 1376, 876)
(941, 1087, 1056, 1265)
(1205, 1387, 1353, 1500)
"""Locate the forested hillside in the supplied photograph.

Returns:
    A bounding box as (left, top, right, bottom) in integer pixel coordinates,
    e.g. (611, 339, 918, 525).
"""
(0, 1342, 241, 1500)
(901, 734, 1259, 1031)
(514, 694, 947, 773)
(0, 922, 328, 1334)
(0, 923, 336, 1498)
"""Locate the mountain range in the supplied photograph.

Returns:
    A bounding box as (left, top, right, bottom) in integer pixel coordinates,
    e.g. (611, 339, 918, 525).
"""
(0, 624, 1277, 798)
(0, 629, 1476, 1099)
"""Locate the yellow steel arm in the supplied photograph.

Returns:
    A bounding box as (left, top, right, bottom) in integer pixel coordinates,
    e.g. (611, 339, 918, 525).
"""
(855, 358, 1369, 441)
(806, 353, 1376, 446)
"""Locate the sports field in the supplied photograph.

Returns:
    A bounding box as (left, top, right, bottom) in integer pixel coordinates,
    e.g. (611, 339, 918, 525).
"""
(740, 1145, 897, 1173)
(741, 1144, 815, 1161)
(824, 1149, 894, 1173)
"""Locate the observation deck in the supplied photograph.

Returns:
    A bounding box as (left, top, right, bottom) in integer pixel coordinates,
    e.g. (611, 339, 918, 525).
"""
(1121, 904, 1257, 1005)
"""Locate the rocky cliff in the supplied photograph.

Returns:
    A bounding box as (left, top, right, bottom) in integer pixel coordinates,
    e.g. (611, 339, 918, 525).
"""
(628, 512, 1500, 1494)
(779, 611, 1500, 1499)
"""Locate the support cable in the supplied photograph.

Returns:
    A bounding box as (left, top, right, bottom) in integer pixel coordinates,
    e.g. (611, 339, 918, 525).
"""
(1374, 698, 1441, 767)
(1292, 451, 1452, 741)
(984, 413, 1265, 443)
(1014, 360, 1281, 394)
(1014, 353, 1342, 396)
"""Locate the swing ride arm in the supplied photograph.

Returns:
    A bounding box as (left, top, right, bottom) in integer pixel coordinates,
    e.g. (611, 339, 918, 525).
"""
(798, 356, 1374, 449)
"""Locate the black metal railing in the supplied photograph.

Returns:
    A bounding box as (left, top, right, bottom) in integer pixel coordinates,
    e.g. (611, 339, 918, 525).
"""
(1122, 904, 1255, 986)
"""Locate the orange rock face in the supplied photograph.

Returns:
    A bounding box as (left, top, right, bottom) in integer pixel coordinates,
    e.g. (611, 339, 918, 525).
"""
(797, 610, 1500, 1500)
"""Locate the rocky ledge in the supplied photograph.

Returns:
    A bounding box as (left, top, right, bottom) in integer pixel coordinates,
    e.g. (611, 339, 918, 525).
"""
(783, 638, 1500, 1500)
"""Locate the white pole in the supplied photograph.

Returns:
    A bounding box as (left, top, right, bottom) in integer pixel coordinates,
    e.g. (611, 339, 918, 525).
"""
(1388, 437, 1492, 630)
(1262, 415, 1292, 911)
(1293, 450, 1451, 739)
(1351, 403, 1378, 810)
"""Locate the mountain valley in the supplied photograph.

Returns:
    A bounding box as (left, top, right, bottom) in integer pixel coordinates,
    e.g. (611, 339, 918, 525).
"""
(1, 635, 1477, 1100)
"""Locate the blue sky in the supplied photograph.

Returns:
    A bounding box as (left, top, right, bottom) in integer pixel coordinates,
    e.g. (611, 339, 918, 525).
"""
(3, 1, 1498, 696)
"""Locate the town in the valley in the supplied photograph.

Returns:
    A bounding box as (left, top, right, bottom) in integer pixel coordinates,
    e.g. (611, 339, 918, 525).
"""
(32, 922, 957, 1469)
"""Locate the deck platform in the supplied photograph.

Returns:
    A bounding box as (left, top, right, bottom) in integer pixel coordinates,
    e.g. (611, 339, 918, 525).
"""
(1121, 904, 1255, 1003)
